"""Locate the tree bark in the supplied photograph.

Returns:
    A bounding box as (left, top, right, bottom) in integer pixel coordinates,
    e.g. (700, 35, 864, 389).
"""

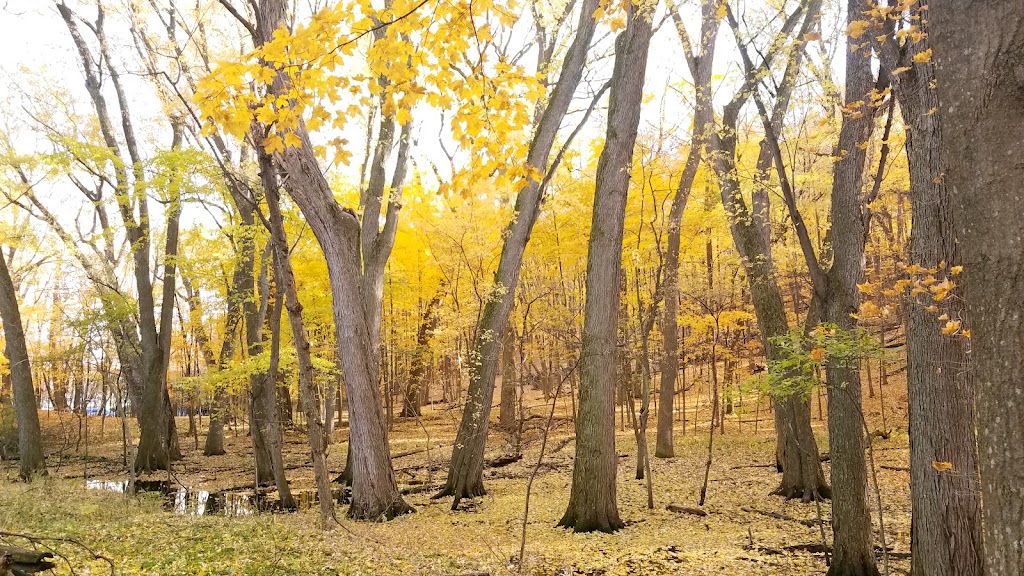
(0, 248, 46, 479)
(254, 0, 412, 521)
(873, 17, 984, 576)
(658, 0, 719, 459)
(437, 0, 602, 505)
(822, 3, 878, 572)
(498, 326, 517, 429)
(931, 3, 1024, 574)
(558, 0, 656, 533)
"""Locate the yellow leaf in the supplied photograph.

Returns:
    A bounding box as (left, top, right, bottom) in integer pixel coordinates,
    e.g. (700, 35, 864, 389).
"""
(803, 32, 822, 41)
(913, 48, 933, 63)
(942, 320, 961, 335)
(931, 461, 953, 472)
(950, 265, 963, 275)
(847, 20, 871, 39)
(810, 348, 826, 362)
(962, 329, 971, 339)
(263, 134, 284, 155)
(284, 132, 303, 149)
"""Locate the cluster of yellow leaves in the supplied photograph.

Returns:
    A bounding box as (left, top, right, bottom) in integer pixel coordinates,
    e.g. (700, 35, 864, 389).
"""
(196, 0, 545, 196)
(858, 261, 969, 338)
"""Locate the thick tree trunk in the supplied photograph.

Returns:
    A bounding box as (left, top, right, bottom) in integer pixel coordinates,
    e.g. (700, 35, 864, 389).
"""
(437, 0, 601, 505)
(259, 0, 410, 522)
(0, 249, 46, 480)
(876, 22, 983, 576)
(931, 3, 1024, 573)
(823, 4, 878, 572)
(558, 0, 655, 533)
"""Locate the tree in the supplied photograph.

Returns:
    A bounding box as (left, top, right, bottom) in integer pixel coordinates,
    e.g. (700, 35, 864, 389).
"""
(871, 5, 983, 574)
(658, 0, 719, 459)
(930, 2, 1024, 573)
(818, 1, 880, 572)
(0, 247, 45, 480)
(705, 0, 829, 502)
(437, 0, 602, 506)
(558, 0, 657, 533)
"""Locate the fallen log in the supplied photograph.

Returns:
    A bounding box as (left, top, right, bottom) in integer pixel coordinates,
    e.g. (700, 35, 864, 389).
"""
(0, 545, 55, 575)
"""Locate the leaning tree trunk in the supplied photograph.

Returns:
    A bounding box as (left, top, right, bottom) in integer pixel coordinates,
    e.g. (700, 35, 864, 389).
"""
(266, 178, 335, 526)
(877, 21, 983, 576)
(558, 0, 656, 533)
(0, 248, 46, 480)
(931, 2, 1024, 573)
(822, 3, 878, 572)
(436, 0, 601, 506)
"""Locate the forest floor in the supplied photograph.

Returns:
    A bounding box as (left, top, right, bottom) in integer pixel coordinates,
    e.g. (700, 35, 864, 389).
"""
(0, 376, 912, 575)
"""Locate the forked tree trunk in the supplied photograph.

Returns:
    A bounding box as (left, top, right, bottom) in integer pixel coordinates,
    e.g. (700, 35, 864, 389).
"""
(658, 1, 718, 459)
(437, 0, 601, 506)
(255, 0, 411, 521)
(0, 248, 46, 480)
(558, 0, 656, 533)
(931, 3, 1024, 573)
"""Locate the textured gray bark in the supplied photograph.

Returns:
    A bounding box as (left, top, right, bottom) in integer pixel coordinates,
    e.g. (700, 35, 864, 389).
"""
(0, 249, 46, 480)
(931, 3, 1024, 574)
(658, 1, 719, 458)
(438, 0, 602, 505)
(254, 0, 411, 521)
(498, 327, 516, 429)
(558, 0, 656, 533)
(707, 0, 827, 501)
(875, 18, 983, 576)
(822, 3, 878, 572)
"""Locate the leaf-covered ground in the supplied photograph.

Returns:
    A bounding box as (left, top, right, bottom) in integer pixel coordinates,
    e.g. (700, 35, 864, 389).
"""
(0, 382, 912, 575)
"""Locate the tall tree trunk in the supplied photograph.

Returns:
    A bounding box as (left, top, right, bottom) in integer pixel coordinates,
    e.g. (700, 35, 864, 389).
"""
(823, 3, 878, 572)
(658, 1, 719, 459)
(709, 0, 827, 500)
(0, 249, 46, 479)
(265, 170, 335, 526)
(931, 3, 1024, 573)
(255, 0, 412, 521)
(876, 18, 983, 576)
(437, 0, 601, 505)
(558, 0, 656, 533)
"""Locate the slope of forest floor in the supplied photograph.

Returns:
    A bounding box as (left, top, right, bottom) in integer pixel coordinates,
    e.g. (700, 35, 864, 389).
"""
(0, 379, 912, 575)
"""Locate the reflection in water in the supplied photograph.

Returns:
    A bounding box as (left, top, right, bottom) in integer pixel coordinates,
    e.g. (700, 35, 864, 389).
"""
(85, 479, 346, 517)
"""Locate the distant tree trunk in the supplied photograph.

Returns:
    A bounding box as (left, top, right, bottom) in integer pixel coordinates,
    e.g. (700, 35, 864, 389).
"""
(0, 248, 46, 479)
(658, 1, 718, 459)
(437, 0, 601, 506)
(498, 326, 517, 429)
(874, 18, 984, 576)
(822, 3, 878, 572)
(558, 0, 655, 533)
(403, 291, 442, 418)
(931, 3, 1024, 573)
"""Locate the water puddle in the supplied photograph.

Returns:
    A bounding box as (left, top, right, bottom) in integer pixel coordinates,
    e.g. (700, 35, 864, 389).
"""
(85, 479, 348, 517)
